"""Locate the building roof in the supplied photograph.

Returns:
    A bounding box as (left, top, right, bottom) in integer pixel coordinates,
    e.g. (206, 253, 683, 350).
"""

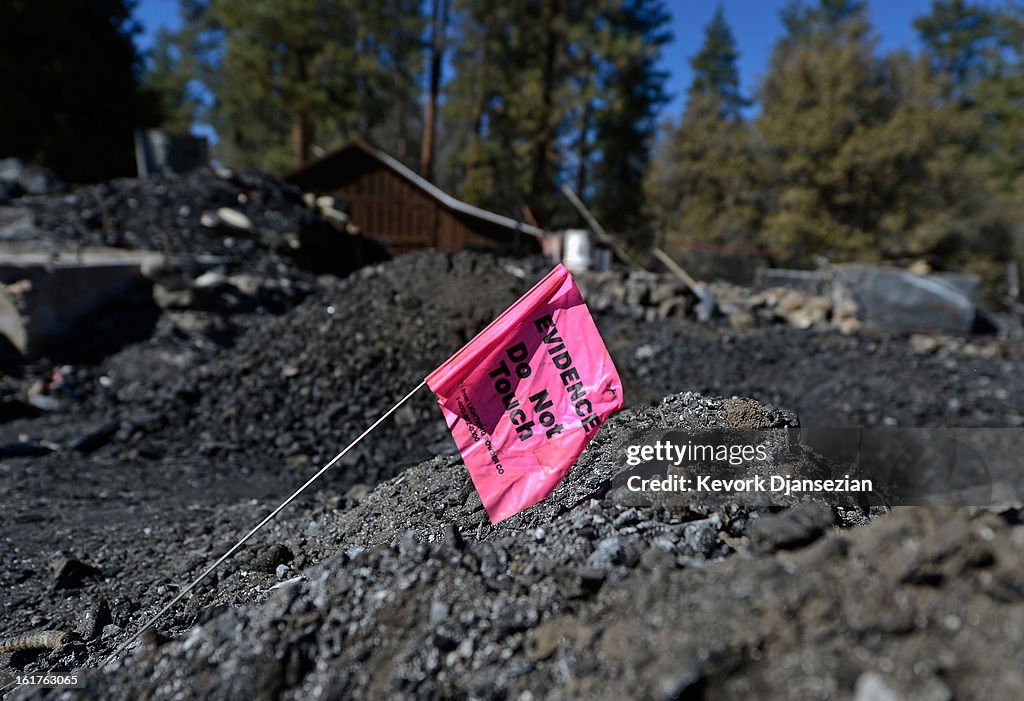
(286, 139, 545, 240)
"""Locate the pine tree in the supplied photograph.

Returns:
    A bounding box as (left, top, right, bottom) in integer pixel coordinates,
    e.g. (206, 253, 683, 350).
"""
(915, 0, 1024, 190)
(779, 0, 867, 44)
(590, 0, 672, 237)
(645, 5, 760, 254)
(142, 28, 199, 134)
(421, 0, 451, 180)
(756, 0, 1011, 265)
(915, 0, 1001, 93)
(440, 1, 533, 214)
(755, 1, 889, 260)
(846, 52, 1008, 262)
(688, 6, 746, 119)
(440, 0, 670, 230)
(891, 2, 1020, 268)
(176, 0, 424, 172)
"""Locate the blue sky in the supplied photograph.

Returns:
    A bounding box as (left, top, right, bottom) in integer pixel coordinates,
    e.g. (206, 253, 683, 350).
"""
(661, 1, 936, 118)
(134, 0, 940, 122)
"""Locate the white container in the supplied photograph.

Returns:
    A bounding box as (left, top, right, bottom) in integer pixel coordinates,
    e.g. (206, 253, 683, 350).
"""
(562, 229, 592, 272)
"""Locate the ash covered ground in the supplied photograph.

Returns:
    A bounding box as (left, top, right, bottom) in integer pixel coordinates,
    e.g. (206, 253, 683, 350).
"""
(2, 181, 1024, 699)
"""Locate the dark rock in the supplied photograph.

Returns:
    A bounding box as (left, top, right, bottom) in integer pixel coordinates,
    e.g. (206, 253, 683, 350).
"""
(153, 283, 194, 310)
(194, 603, 231, 626)
(0, 398, 44, 422)
(68, 421, 120, 453)
(556, 566, 606, 599)
(749, 503, 835, 552)
(0, 442, 54, 457)
(0, 158, 63, 200)
(676, 515, 722, 557)
(139, 628, 171, 648)
(109, 598, 138, 626)
(51, 555, 102, 590)
(78, 599, 112, 640)
(252, 544, 294, 573)
(445, 523, 465, 551)
(586, 536, 628, 569)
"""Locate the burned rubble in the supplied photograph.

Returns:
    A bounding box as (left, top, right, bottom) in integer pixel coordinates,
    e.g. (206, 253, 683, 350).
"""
(87, 506, 1024, 700)
(0, 159, 63, 205)
(0, 167, 387, 364)
(1, 244, 1023, 699)
(4, 250, 1020, 487)
(0, 253, 551, 485)
(3, 393, 1023, 699)
(10, 168, 383, 277)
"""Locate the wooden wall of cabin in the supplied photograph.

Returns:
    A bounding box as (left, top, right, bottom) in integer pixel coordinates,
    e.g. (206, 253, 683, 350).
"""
(328, 165, 444, 252)
(297, 159, 538, 255)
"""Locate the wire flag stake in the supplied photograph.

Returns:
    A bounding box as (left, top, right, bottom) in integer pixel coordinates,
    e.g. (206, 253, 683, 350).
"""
(101, 379, 427, 669)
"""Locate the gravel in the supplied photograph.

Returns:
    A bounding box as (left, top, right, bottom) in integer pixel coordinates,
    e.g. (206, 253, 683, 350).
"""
(2, 249, 1023, 699)
(13, 168, 384, 277)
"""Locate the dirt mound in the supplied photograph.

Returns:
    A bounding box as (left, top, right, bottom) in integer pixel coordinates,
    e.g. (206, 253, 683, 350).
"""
(3, 249, 1024, 700)
(610, 316, 1024, 428)
(14, 168, 384, 277)
(4, 394, 1020, 700)
(89, 509, 1023, 700)
(0, 252, 549, 487)
(149, 253, 546, 481)
(4, 250, 1022, 492)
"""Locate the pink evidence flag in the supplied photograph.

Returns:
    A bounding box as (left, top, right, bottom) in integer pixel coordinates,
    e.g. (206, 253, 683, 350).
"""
(426, 264, 623, 524)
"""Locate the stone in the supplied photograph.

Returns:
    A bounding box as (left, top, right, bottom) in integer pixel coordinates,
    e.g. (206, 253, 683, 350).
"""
(68, 421, 121, 453)
(836, 317, 861, 335)
(51, 555, 102, 590)
(253, 544, 294, 573)
(215, 207, 254, 231)
(0, 206, 37, 241)
(854, 672, 899, 701)
(749, 503, 835, 552)
(153, 282, 193, 310)
(78, 599, 113, 640)
(0, 249, 154, 356)
(729, 310, 757, 331)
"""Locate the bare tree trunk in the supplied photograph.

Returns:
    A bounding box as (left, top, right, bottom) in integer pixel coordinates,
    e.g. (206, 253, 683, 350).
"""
(531, 0, 560, 219)
(420, 0, 448, 180)
(292, 53, 311, 167)
(292, 112, 311, 166)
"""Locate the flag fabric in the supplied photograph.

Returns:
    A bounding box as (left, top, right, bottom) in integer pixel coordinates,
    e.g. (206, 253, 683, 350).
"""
(426, 264, 623, 523)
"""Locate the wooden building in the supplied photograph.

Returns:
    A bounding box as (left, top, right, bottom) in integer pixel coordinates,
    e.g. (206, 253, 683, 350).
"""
(285, 139, 544, 255)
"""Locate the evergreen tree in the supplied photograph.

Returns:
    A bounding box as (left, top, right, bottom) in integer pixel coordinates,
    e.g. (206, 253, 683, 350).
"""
(563, 5, 603, 199)
(142, 28, 200, 134)
(0, 0, 151, 182)
(756, 1, 889, 259)
(176, 0, 424, 172)
(645, 5, 760, 253)
(848, 53, 1009, 262)
(689, 5, 746, 119)
(440, 0, 670, 230)
(915, 0, 1001, 93)
(916, 0, 1024, 190)
(779, 0, 867, 42)
(421, 0, 451, 180)
(757, 0, 1011, 265)
(907, 0, 1023, 269)
(440, 1, 532, 214)
(590, 0, 672, 237)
